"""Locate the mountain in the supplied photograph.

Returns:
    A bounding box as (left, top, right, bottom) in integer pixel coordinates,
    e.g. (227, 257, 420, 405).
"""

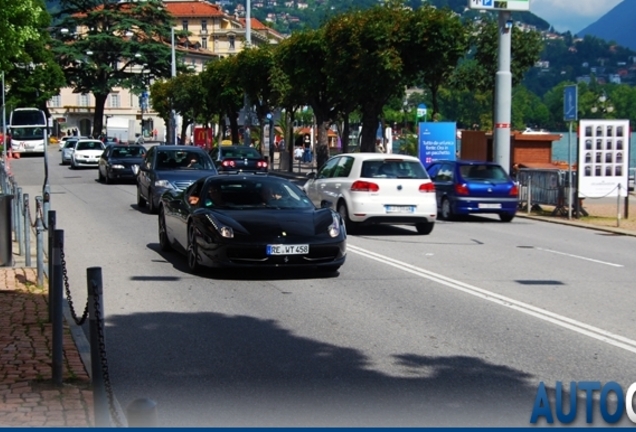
(576, 1, 636, 51)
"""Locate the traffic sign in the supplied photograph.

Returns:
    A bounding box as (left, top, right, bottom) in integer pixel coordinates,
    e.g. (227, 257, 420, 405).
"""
(563, 85, 578, 122)
(416, 104, 427, 118)
(469, 0, 530, 11)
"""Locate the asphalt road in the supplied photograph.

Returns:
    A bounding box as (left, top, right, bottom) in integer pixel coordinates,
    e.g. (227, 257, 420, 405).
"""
(7, 149, 636, 426)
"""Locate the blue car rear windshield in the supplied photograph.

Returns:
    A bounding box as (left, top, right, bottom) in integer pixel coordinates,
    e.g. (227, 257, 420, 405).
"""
(460, 165, 509, 181)
(361, 160, 429, 179)
(156, 150, 214, 170)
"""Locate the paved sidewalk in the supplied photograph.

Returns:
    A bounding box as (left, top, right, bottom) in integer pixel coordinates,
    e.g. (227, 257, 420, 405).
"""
(0, 267, 93, 427)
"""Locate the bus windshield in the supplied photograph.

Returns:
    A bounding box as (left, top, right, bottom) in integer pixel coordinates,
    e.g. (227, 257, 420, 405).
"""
(10, 127, 45, 141)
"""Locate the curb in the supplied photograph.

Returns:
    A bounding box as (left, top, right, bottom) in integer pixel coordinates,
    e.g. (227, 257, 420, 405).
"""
(515, 213, 636, 237)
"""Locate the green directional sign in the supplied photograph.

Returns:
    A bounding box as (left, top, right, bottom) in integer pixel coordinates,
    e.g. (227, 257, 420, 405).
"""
(468, 0, 530, 12)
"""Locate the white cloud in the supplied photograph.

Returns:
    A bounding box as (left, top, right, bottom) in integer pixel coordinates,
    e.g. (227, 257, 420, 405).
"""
(530, 0, 623, 32)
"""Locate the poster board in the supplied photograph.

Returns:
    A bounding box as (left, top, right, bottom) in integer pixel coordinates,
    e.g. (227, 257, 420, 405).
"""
(418, 122, 457, 166)
(578, 119, 630, 198)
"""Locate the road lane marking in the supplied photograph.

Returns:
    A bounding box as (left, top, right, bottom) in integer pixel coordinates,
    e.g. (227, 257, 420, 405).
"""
(535, 247, 623, 267)
(347, 244, 636, 354)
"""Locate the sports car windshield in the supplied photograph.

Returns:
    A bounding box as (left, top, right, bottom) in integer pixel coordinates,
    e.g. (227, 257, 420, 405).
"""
(200, 179, 314, 210)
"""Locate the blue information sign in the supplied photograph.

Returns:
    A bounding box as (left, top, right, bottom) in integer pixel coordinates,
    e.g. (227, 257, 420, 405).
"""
(563, 85, 578, 122)
(418, 122, 457, 166)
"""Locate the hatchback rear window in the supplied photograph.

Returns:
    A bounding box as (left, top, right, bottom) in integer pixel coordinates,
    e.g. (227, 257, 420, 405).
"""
(459, 164, 509, 181)
(361, 160, 429, 179)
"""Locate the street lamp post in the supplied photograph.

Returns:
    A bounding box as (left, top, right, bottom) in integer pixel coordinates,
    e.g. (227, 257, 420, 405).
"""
(591, 92, 614, 117)
(171, 27, 177, 145)
(243, 0, 252, 148)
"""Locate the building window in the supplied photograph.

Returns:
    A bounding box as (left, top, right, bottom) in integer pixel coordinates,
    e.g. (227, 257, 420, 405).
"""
(182, 20, 188, 31)
(202, 37, 208, 49)
(130, 94, 139, 108)
(201, 20, 207, 32)
(79, 94, 89, 107)
(50, 94, 61, 108)
(108, 93, 120, 108)
(229, 35, 235, 51)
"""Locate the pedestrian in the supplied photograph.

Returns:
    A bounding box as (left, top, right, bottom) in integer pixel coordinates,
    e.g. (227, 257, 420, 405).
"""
(153, 128, 158, 140)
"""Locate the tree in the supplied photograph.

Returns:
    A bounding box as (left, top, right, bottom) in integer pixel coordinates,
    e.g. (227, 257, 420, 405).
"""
(323, 3, 410, 153)
(276, 28, 338, 169)
(52, 0, 177, 137)
(0, 0, 47, 73)
(148, 79, 172, 140)
(403, 6, 470, 120)
(4, 2, 65, 116)
(171, 73, 205, 144)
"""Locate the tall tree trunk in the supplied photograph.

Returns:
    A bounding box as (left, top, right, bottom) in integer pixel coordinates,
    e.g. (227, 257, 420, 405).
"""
(287, 109, 295, 173)
(314, 115, 331, 171)
(93, 93, 108, 138)
(228, 111, 239, 144)
(342, 115, 351, 154)
(360, 110, 380, 153)
(180, 120, 189, 145)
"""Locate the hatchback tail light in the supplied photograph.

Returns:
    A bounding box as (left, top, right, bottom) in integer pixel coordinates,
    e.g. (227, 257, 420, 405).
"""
(222, 160, 236, 168)
(257, 161, 268, 168)
(351, 180, 379, 192)
(419, 182, 435, 193)
(455, 183, 469, 195)
(510, 184, 519, 196)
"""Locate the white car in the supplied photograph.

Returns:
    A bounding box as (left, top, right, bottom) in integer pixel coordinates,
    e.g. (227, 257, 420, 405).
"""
(60, 138, 79, 165)
(303, 153, 437, 234)
(70, 139, 105, 168)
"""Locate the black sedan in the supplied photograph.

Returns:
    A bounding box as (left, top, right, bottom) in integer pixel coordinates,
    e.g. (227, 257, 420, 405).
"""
(98, 145, 146, 184)
(209, 145, 269, 173)
(158, 174, 347, 274)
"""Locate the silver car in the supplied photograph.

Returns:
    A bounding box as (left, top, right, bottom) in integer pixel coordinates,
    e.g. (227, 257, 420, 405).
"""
(61, 138, 80, 165)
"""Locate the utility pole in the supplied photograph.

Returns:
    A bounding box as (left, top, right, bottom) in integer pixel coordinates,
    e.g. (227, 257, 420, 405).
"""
(493, 10, 512, 174)
(171, 27, 177, 145)
(243, 0, 252, 147)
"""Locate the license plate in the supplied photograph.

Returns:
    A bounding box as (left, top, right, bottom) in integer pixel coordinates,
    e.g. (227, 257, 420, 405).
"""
(385, 205, 415, 214)
(267, 244, 309, 255)
(478, 203, 501, 209)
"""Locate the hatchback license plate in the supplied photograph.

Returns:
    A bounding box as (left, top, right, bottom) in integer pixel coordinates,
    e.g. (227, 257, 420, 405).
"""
(267, 244, 309, 255)
(478, 203, 501, 209)
(385, 205, 415, 214)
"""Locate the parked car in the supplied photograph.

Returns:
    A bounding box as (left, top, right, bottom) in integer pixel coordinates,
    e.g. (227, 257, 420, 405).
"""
(60, 138, 80, 164)
(209, 145, 269, 173)
(302, 153, 437, 234)
(158, 174, 346, 274)
(70, 140, 106, 168)
(136, 145, 218, 214)
(98, 144, 146, 184)
(629, 167, 635, 192)
(425, 160, 518, 222)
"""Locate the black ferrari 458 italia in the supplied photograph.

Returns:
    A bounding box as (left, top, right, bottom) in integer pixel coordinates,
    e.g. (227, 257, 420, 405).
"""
(158, 174, 347, 273)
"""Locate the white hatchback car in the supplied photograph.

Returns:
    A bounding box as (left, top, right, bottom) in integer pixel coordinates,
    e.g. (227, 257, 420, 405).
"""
(303, 153, 437, 234)
(70, 139, 105, 168)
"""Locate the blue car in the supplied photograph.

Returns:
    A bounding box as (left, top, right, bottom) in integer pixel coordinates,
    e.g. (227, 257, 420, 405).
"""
(425, 160, 519, 222)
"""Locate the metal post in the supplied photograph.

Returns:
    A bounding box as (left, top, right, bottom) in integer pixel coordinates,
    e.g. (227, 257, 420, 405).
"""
(493, 10, 512, 174)
(2, 71, 6, 163)
(171, 28, 177, 146)
(617, 184, 621, 228)
(43, 120, 50, 223)
(51, 229, 63, 386)
(16, 187, 22, 255)
(11, 180, 17, 236)
(527, 175, 532, 215)
(23, 193, 31, 267)
(48, 211, 56, 322)
(88, 267, 109, 427)
(567, 121, 573, 220)
(35, 196, 44, 286)
(243, 0, 252, 148)
(127, 398, 158, 426)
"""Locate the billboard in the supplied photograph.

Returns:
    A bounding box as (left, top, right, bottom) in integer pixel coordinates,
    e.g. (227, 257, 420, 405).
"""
(193, 127, 214, 149)
(578, 119, 630, 198)
(468, 0, 530, 11)
(418, 122, 457, 166)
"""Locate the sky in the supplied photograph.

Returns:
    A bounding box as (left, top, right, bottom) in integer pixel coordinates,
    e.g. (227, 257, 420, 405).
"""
(530, 0, 623, 34)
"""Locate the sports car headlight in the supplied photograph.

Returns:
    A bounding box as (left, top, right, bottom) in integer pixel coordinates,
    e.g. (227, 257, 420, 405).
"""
(206, 215, 234, 238)
(111, 164, 125, 169)
(328, 214, 341, 238)
(154, 180, 174, 189)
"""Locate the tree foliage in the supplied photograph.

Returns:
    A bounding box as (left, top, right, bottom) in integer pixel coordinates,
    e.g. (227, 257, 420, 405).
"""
(0, 0, 47, 72)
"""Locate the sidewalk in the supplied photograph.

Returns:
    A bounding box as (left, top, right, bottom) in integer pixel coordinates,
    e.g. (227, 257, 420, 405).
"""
(0, 261, 93, 426)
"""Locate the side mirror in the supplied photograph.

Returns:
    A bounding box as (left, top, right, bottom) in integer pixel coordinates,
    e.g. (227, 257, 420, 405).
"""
(320, 200, 333, 209)
(306, 172, 316, 179)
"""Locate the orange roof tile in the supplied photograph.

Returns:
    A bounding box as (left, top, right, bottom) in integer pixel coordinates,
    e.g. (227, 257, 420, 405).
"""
(165, 1, 225, 18)
(239, 17, 269, 30)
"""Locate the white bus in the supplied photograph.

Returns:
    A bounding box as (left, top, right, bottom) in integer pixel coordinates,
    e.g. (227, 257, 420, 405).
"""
(9, 108, 47, 154)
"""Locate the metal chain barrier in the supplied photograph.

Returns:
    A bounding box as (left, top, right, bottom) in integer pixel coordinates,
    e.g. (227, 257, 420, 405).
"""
(38, 203, 49, 230)
(578, 184, 620, 200)
(92, 280, 124, 427)
(60, 238, 89, 325)
(24, 199, 38, 229)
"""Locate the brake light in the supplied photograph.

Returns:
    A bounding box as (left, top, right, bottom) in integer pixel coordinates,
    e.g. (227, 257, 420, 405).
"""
(510, 184, 519, 196)
(257, 161, 268, 168)
(455, 183, 469, 195)
(419, 182, 435, 193)
(351, 180, 379, 192)
(222, 160, 235, 168)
